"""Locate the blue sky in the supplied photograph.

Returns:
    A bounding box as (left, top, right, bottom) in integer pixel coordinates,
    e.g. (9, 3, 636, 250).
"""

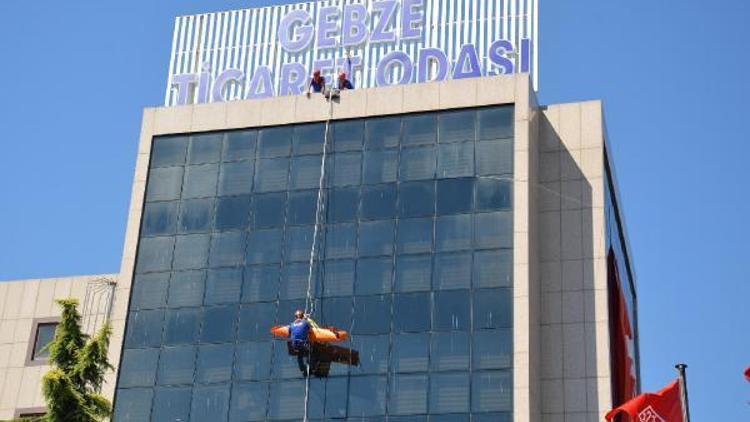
(0, 0, 748, 419)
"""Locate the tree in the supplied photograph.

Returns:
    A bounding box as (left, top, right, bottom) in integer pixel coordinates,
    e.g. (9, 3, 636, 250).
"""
(20, 299, 113, 422)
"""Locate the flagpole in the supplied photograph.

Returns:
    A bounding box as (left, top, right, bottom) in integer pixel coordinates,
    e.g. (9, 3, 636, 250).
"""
(675, 364, 692, 422)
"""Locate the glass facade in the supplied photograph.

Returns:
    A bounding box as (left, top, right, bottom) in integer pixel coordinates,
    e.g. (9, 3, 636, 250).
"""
(115, 106, 514, 421)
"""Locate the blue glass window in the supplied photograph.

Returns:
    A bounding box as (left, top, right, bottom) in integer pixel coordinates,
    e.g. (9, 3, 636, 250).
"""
(364, 149, 398, 184)
(333, 120, 364, 152)
(477, 107, 513, 139)
(433, 252, 472, 290)
(348, 376, 387, 417)
(431, 331, 470, 371)
(356, 257, 392, 295)
(366, 116, 401, 149)
(191, 384, 231, 421)
(389, 374, 428, 415)
(151, 136, 188, 167)
(361, 184, 397, 220)
(352, 295, 391, 334)
(188, 133, 222, 164)
(114, 388, 153, 421)
(477, 139, 513, 175)
(254, 158, 289, 192)
(439, 110, 476, 143)
(474, 211, 512, 249)
(246, 229, 283, 264)
(476, 177, 512, 210)
(238, 302, 276, 341)
(403, 115, 436, 145)
(253, 192, 286, 228)
(214, 195, 251, 231)
(395, 255, 432, 292)
(200, 305, 237, 344)
(125, 310, 163, 348)
(394, 293, 431, 332)
(399, 181, 435, 218)
(168, 270, 204, 308)
(332, 152, 362, 186)
(391, 332, 429, 372)
(437, 178, 474, 215)
(287, 190, 317, 225)
(471, 371, 512, 412)
(164, 309, 201, 345)
(325, 223, 357, 259)
(258, 127, 292, 158)
(147, 167, 184, 202)
(437, 141, 475, 178)
(399, 146, 436, 181)
(229, 382, 268, 421)
(430, 373, 470, 414)
(268, 380, 305, 420)
(351, 334, 389, 374)
(182, 164, 219, 198)
(209, 232, 246, 267)
(172, 234, 210, 271)
(322, 259, 355, 297)
(152, 387, 191, 422)
(157, 345, 196, 385)
(178, 198, 213, 233)
(142, 201, 178, 236)
(218, 161, 254, 196)
(359, 220, 394, 257)
(196, 343, 234, 383)
(290, 155, 323, 190)
(293, 123, 325, 155)
(473, 329, 512, 370)
(396, 218, 433, 254)
(279, 263, 308, 300)
(285, 225, 314, 262)
(433, 289, 470, 331)
(473, 289, 512, 329)
(223, 130, 256, 161)
(328, 187, 359, 223)
(473, 250, 513, 288)
(234, 342, 272, 381)
(436, 214, 473, 252)
(131, 273, 169, 310)
(118, 348, 159, 388)
(242, 265, 279, 303)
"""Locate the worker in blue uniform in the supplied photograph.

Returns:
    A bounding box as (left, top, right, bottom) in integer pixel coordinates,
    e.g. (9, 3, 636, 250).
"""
(289, 310, 313, 376)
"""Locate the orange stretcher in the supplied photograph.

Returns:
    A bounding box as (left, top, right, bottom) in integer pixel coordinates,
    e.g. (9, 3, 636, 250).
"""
(270, 318, 349, 343)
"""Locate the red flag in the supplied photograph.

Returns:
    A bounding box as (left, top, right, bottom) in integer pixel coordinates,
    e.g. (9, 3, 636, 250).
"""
(745, 366, 750, 382)
(606, 379, 683, 421)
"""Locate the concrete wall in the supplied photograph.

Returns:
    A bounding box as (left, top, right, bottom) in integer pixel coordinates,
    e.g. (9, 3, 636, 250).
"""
(0, 274, 117, 419)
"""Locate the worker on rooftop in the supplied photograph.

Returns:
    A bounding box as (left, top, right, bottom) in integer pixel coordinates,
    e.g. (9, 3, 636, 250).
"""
(338, 70, 354, 90)
(306, 69, 326, 97)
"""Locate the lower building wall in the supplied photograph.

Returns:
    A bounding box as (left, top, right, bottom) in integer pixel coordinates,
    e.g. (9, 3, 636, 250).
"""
(0, 274, 117, 419)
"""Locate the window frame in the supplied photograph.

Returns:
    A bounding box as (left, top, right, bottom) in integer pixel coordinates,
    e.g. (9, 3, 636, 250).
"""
(26, 317, 60, 366)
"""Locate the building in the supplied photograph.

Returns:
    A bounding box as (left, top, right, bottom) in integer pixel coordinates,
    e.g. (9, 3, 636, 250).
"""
(0, 2, 639, 422)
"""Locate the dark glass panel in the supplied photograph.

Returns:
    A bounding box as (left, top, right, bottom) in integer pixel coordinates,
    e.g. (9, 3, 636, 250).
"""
(437, 141, 475, 178)
(436, 214, 472, 252)
(332, 152, 362, 186)
(395, 254, 432, 292)
(431, 331, 470, 371)
(436, 178, 474, 215)
(163, 308, 201, 345)
(287, 190, 317, 226)
(476, 139, 513, 175)
(393, 293, 431, 332)
(473, 250, 513, 288)
(131, 273, 169, 310)
(473, 289, 512, 329)
(254, 158, 289, 192)
(356, 257, 392, 295)
(234, 342, 272, 381)
(324, 377, 348, 419)
(433, 252, 471, 290)
(268, 380, 305, 420)
(328, 187, 359, 223)
(142, 201, 178, 236)
(279, 263, 308, 300)
(389, 373, 428, 415)
(319, 296, 353, 330)
(473, 328, 512, 369)
(182, 163, 219, 198)
(152, 387, 191, 422)
(398, 181, 435, 218)
(285, 225, 314, 262)
(391, 332, 429, 372)
(359, 220, 394, 257)
(229, 382, 268, 421)
(352, 295, 391, 335)
(365, 116, 401, 149)
(351, 334, 389, 374)
(293, 123, 325, 155)
(433, 289, 470, 331)
(188, 133, 223, 164)
(172, 234, 210, 271)
(196, 343, 234, 383)
(223, 129, 257, 161)
(246, 229, 283, 264)
(200, 305, 238, 344)
(477, 106, 514, 140)
(151, 136, 188, 168)
(238, 302, 277, 341)
(136, 233, 175, 274)
(333, 119, 364, 152)
(168, 270, 205, 308)
(290, 155, 323, 190)
(429, 373, 470, 414)
(361, 184, 397, 220)
(399, 145, 436, 181)
(257, 127, 292, 158)
(475, 177, 512, 211)
(218, 161, 254, 196)
(322, 259, 355, 297)
(209, 232, 247, 268)
(363, 149, 398, 184)
(324, 223, 357, 259)
(114, 388, 153, 422)
(474, 211, 513, 249)
(471, 371, 512, 412)
(125, 309, 164, 348)
(178, 198, 213, 233)
(438, 109, 476, 143)
(157, 345, 196, 385)
(396, 218, 433, 255)
(242, 265, 280, 303)
(146, 167, 184, 202)
(253, 192, 286, 228)
(214, 195, 251, 231)
(403, 114, 436, 145)
(118, 348, 159, 387)
(348, 376, 387, 417)
(272, 342, 305, 378)
(190, 384, 230, 421)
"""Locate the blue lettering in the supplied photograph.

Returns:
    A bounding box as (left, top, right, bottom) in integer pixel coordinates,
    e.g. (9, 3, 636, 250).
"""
(520, 38, 531, 73)
(278, 9, 314, 53)
(376, 51, 413, 86)
(488, 39, 515, 75)
(316, 6, 340, 49)
(453, 44, 482, 79)
(246, 67, 274, 99)
(417, 48, 448, 82)
(371, 0, 398, 43)
(279, 63, 307, 96)
(401, 0, 424, 40)
(342, 4, 369, 47)
(212, 69, 244, 102)
(172, 73, 199, 105)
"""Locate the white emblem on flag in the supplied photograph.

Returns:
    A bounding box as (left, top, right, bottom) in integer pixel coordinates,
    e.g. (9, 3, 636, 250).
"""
(638, 406, 666, 422)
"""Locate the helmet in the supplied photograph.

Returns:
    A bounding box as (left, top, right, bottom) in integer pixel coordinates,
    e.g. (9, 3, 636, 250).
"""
(295, 310, 305, 319)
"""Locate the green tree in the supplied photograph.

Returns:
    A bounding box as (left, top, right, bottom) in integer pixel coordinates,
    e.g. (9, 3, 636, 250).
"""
(20, 299, 114, 422)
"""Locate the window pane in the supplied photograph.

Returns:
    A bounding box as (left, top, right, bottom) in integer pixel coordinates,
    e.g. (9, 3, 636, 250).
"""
(363, 149, 398, 184)
(351, 334, 389, 374)
(433, 290, 470, 331)
(229, 382, 268, 421)
(399, 146, 435, 181)
(293, 123, 325, 155)
(430, 373, 470, 414)
(359, 220, 394, 257)
(172, 234, 210, 271)
(324, 377, 347, 418)
(223, 130, 257, 161)
(431, 331, 470, 371)
(279, 263, 308, 300)
(396, 218, 433, 255)
(152, 387, 191, 422)
(323, 259, 355, 297)
(398, 181, 435, 218)
(215, 195, 251, 231)
(403, 114, 436, 145)
(209, 232, 246, 267)
(114, 388, 153, 422)
(290, 155, 323, 190)
(205, 268, 242, 306)
(254, 158, 289, 192)
(147, 167, 184, 202)
(478, 107, 514, 139)
(238, 302, 277, 341)
(477, 139, 513, 175)
(391, 332, 429, 372)
(473, 250, 513, 288)
(473, 289, 512, 329)
(287, 190, 316, 225)
(218, 161, 254, 196)
(285, 225, 314, 262)
(164, 309, 201, 345)
(366, 116, 401, 149)
(473, 329, 512, 369)
(157, 345, 196, 385)
(168, 270, 205, 308)
(436, 214, 472, 252)
(437, 178, 474, 215)
(234, 342, 272, 381)
(393, 293, 430, 332)
(433, 252, 471, 290)
(188, 133, 222, 164)
(131, 273, 169, 310)
(476, 177, 512, 211)
(361, 184, 397, 220)
(389, 374, 428, 415)
(471, 371, 512, 412)
(348, 376, 387, 417)
(437, 141, 474, 178)
(182, 164, 219, 198)
(271, 337, 305, 379)
(200, 305, 238, 343)
(196, 343, 234, 383)
(325, 223, 356, 259)
(332, 152, 362, 186)
(242, 265, 280, 303)
(352, 295, 391, 334)
(438, 110, 476, 143)
(142, 201, 178, 236)
(136, 236, 174, 273)
(356, 257, 392, 295)
(328, 187, 359, 223)
(191, 384, 230, 421)
(474, 211, 512, 249)
(151, 136, 188, 167)
(395, 255, 431, 292)
(268, 380, 305, 420)
(333, 120, 364, 152)
(253, 192, 286, 228)
(246, 229, 283, 264)
(178, 198, 213, 233)
(118, 348, 159, 387)
(319, 296, 352, 329)
(258, 127, 292, 158)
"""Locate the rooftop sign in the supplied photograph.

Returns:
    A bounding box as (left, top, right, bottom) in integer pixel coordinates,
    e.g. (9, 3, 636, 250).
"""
(165, 0, 537, 106)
